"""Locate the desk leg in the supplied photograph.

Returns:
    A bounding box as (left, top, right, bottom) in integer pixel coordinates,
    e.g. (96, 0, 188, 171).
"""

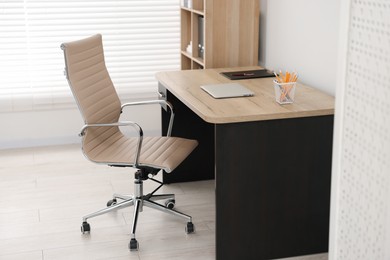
(215, 116, 333, 260)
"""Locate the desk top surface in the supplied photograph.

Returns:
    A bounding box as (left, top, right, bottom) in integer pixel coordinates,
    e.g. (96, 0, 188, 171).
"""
(156, 66, 335, 124)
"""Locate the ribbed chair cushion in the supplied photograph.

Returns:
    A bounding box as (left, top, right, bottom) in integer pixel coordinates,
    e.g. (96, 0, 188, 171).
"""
(62, 34, 121, 125)
(83, 128, 197, 172)
(62, 34, 198, 173)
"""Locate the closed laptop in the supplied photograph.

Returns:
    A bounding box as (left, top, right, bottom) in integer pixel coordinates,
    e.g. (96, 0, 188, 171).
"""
(201, 83, 254, 99)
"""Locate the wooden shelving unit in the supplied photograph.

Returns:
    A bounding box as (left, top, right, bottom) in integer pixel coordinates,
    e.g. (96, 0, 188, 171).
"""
(180, 0, 259, 70)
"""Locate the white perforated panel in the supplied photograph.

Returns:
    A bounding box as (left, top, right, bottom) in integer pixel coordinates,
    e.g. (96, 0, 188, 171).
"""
(332, 0, 390, 259)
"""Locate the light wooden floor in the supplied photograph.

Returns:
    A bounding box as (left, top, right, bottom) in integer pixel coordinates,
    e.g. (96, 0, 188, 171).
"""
(0, 144, 328, 260)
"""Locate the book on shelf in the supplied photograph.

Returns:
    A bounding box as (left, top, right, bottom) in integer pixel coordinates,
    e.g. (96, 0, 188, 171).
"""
(198, 15, 204, 59)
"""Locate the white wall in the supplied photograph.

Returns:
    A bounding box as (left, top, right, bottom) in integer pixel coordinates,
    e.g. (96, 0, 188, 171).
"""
(0, 99, 161, 150)
(0, 108, 83, 149)
(259, 0, 340, 95)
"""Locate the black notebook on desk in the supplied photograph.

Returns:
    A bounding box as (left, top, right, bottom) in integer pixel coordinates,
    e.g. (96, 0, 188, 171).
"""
(221, 69, 275, 80)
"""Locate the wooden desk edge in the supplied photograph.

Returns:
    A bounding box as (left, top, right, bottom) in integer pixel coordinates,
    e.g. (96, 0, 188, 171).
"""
(203, 108, 335, 124)
(156, 70, 335, 124)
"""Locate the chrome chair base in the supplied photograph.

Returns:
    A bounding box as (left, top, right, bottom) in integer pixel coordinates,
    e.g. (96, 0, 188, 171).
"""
(80, 169, 194, 251)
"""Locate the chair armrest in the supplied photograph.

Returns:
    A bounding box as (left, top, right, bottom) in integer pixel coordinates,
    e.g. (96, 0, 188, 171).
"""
(121, 100, 175, 136)
(79, 121, 143, 167)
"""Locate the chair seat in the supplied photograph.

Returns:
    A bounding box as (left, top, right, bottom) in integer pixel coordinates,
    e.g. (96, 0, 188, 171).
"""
(83, 130, 198, 173)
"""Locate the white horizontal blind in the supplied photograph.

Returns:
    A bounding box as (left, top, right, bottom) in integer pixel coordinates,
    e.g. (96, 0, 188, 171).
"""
(0, 0, 180, 112)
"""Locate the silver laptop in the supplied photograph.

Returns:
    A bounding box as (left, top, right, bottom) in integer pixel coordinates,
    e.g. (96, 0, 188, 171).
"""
(201, 83, 254, 99)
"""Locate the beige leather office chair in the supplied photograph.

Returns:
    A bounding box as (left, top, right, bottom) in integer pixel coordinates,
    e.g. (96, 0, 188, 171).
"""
(60, 34, 198, 251)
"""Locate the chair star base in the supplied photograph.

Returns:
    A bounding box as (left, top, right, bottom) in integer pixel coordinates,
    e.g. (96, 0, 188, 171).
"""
(80, 169, 194, 251)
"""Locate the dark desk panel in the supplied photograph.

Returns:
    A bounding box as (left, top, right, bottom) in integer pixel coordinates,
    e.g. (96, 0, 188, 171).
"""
(215, 116, 333, 260)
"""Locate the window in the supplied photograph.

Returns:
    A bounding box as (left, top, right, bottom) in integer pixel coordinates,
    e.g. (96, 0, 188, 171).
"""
(0, 0, 180, 112)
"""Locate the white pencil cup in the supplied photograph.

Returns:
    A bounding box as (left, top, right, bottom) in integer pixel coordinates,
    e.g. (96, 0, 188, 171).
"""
(273, 80, 296, 104)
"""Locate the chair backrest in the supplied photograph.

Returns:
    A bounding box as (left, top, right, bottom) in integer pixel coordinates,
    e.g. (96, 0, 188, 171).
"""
(62, 34, 125, 160)
(61, 34, 121, 125)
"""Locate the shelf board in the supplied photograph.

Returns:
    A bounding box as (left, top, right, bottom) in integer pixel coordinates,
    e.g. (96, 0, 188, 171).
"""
(192, 56, 204, 66)
(180, 7, 204, 16)
(181, 51, 204, 66)
(192, 9, 204, 16)
(181, 50, 192, 59)
(181, 6, 191, 12)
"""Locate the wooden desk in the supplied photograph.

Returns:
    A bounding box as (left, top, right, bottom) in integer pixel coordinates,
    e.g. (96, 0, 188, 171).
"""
(156, 66, 334, 260)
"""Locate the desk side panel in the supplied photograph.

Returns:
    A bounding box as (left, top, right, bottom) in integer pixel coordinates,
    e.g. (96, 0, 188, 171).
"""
(215, 115, 334, 260)
(160, 85, 215, 183)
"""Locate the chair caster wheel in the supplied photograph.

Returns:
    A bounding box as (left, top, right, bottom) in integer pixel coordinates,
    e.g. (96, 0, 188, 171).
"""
(165, 199, 175, 209)
(129, 238, 139, 251)
(107, 198, 117, 207)
(81, 222, 90, 234)
(185, 222, 195, 234)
